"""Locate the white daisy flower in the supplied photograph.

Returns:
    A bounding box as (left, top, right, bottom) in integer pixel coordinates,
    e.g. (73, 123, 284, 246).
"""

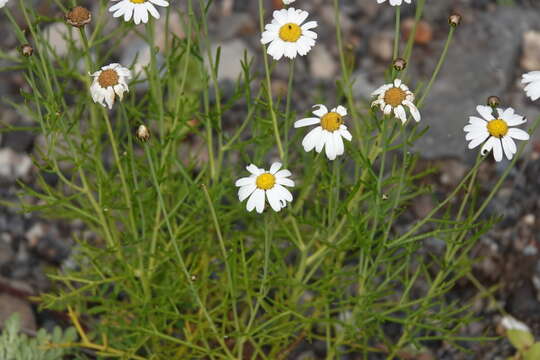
(0, 0, 9, 8)
(89, 63, 131, 110)
(371, 79, 420, 124)
(109, 0, 169, 25)
(501, 316, 530, 333)
(283, 0, 296, 4)
(235, 163, 294, 213)
(260, 7, 317, 61)
(294, 105, 352, 161)
(376, 0, 412, 5)
(522, 71, 540, 101)
(464, 105, 529, 162)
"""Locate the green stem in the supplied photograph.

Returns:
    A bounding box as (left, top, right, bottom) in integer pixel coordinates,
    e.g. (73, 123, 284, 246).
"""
(393, 6, 401, 60)
(201, 185, 240, 333)
(283, 58, 296, 166)
(333, 0, 362, 152)
(417, 27, 455, 108)
(258, 0, 285, 160)
(143, 145, 235, 359)
(103, 110, 138, 239)
(403, 0, 426, 68)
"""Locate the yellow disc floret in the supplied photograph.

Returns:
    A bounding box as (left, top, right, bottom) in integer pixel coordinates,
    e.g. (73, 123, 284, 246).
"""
(256, 173, 276, 190)
(130, 0, 147, 3)
(487, 119, 509, 138)
(384, 87, 407, 107)
(279, 23, 302, 42)
(320, 112, 343, 132)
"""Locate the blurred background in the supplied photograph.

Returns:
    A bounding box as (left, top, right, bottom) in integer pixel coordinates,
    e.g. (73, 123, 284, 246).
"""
(1, 0, 540, 358)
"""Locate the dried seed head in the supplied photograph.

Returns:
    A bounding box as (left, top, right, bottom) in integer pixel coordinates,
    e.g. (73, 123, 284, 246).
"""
(136, 125, 151, 142)
(448, 13, 462, 27)
(393, 58, 407, 72)
(97, 69, 119, 88)
(20, 44, 33, 57)
(487, 95, 501, 108)
(65, 6, 92, 28)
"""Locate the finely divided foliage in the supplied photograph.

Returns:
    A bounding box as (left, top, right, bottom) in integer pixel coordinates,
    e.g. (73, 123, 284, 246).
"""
(2, 0, 539, 358)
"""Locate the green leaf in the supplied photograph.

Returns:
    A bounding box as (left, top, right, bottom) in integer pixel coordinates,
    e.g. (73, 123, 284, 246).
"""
(508, 329, 535, 350)
(524, 343, 540, 360)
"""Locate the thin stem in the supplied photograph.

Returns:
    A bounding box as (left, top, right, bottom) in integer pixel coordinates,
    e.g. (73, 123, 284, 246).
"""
(403, 0, 426, 68)
(393, 6, 401, 60)
(417, 27, 455, 108)
(103, 109, 138, 239)
(391, 6, 401, 79)
(283, 58, 296, 166)
(143, 145, 235, 358)
(199, 0, 224, 177)
(333, 0, 362, 152)
(201, 185, 240, 333)
(258, 0, 285, 160)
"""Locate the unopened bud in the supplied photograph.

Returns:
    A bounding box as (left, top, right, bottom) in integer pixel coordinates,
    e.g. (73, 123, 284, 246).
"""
(393, 58, 407, 72)
(487, 96, 500, 108)
(448, 13, 462, 27)
(65, 6, 92, 28)
(20, 44, 33, 57)
(136, 125, 151, 142)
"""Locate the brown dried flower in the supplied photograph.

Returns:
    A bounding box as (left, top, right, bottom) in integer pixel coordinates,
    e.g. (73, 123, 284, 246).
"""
(65, 6, 92, 28)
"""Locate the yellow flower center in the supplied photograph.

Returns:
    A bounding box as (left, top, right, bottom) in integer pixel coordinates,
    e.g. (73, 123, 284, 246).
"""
(487, 119, 509, 138)
(279, 23, 302, 42)
(384, 87, 407, 107)
(256, 173, 276, 190)
(130, 0, 147, 3)
(320, 112, 343, 132)
(98, 69, 120, 88)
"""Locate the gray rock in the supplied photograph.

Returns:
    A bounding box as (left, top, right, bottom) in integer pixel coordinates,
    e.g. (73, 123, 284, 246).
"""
(521, 31, 540, 71)
(0, 148, 32, 181)
(369, 30, 394, 62)
(213, 13, 256, 41)
(0, 234, 13, 268)
(208, 39, 254, 83)
(120, 38, 152, 88)
(319, 5, 353, 35)
(42, 23, 82, 58)
(352, 71, 377, 101)
(413, 7, 540, 160)
(0, 294, 36, 332)
(309, 44, 337, 80)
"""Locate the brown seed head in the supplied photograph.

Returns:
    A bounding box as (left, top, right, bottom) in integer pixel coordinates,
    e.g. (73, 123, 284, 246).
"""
(65, 6, 92, 28)
(136, 125, 151, 142)
(487, 96, 501, 108)
(393, 58, 407, 72)
(97, 69, 120, 88)
(21, 44, 33, 57)
(448, 13, 462, 27)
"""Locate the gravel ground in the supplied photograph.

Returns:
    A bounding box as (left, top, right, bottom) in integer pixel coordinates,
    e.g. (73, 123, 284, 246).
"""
(1, 0, 540, 358)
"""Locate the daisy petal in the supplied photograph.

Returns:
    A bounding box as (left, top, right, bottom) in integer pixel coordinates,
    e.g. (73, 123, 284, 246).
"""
(269, 162, 282, 174)
(312, 104, 328, 117)
(476, 105, 494, 121)
(295, 117, 320, 128)
(238, 184, 257, 202)
(507, 128, 530, 141)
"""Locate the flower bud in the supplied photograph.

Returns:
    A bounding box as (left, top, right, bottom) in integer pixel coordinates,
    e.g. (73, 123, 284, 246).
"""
(136, 125, 151, 142)
(20, 44, 33, 57)
(65, 6, 92, 28)
(487, 96, 500, 108)
(393, 58, 407, 72)
(448, 13, 462, 27)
